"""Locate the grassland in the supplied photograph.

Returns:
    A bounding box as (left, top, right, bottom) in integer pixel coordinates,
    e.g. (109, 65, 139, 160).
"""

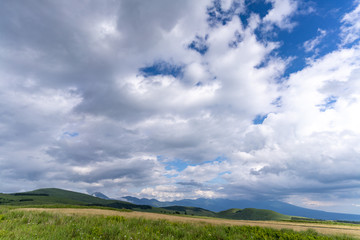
(0, 206, 358, 240)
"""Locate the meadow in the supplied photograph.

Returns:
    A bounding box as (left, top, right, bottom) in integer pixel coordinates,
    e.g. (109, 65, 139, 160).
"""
(0, 206, 358, 240)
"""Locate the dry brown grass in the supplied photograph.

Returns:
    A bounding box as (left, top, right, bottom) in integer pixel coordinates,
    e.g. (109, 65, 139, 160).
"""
(20, 208, 360, 238)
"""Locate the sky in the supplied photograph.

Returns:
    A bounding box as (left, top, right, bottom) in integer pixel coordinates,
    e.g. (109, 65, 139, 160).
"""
(1, 0, 360, 214)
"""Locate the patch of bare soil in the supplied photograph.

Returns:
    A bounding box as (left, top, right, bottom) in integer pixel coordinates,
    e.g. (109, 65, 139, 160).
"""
(20, 208, 360, 238)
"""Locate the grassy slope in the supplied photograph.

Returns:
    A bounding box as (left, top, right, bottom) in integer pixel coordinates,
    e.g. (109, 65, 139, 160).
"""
(1, 188, 146, 209)
(0, 188, 294, 221)
(217, 208, 292, 221)
(162, 205, 217, 217)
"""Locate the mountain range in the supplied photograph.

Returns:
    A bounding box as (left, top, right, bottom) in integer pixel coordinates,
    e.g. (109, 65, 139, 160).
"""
(122, 196, 360, 221)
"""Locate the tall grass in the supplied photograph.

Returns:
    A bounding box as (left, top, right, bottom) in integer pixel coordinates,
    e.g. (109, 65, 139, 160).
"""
(0, 207, 356, 240)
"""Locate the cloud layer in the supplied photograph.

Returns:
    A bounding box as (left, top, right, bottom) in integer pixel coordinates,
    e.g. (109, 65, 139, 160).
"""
(1, 0, 360, 213)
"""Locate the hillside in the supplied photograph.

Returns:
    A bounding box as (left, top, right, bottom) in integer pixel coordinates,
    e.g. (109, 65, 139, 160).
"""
(162, 205, 217, 217)
(217, 208, 292, 221)
(0, 188, 147, 210)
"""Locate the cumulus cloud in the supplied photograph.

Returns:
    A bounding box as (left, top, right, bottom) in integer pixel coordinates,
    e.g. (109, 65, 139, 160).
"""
(220, 44, 360, 204)
(263, 0, 298, 30)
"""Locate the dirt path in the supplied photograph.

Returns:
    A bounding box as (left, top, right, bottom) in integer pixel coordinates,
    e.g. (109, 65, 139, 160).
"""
(20, 208, 360, 238)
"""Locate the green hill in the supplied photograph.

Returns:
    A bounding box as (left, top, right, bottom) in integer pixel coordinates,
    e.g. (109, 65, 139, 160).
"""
(216, 208, 241, 218)
(0, 188, 294, 221)
(0, 188, 145, 210)
(217, 208, 292, 220)
(162, 205, 217, 217)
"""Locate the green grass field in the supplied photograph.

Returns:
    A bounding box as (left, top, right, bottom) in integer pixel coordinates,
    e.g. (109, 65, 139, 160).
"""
(0, 206, 356, 240)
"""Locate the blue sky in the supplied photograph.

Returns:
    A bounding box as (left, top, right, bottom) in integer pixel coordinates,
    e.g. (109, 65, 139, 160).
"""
(1, 0, 360, 214)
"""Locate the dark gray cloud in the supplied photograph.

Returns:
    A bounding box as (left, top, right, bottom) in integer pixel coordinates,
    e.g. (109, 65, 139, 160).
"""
(177, 180, 203, 187)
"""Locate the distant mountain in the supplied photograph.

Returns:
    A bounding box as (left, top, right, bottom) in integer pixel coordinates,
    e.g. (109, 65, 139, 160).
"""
(123, 196, 169, 207)
(122, 196, 360, 221)
(91, 192, 110, 200)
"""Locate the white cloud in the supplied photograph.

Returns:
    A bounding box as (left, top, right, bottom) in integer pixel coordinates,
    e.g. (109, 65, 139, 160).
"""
(263, 0, 298, 30)
(341, 0, 360, 46)
(220, 43, 360, 202)
(304, 29, 327, 53)
(206, 17, 284, 117)
(139, 184, 225, 201)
